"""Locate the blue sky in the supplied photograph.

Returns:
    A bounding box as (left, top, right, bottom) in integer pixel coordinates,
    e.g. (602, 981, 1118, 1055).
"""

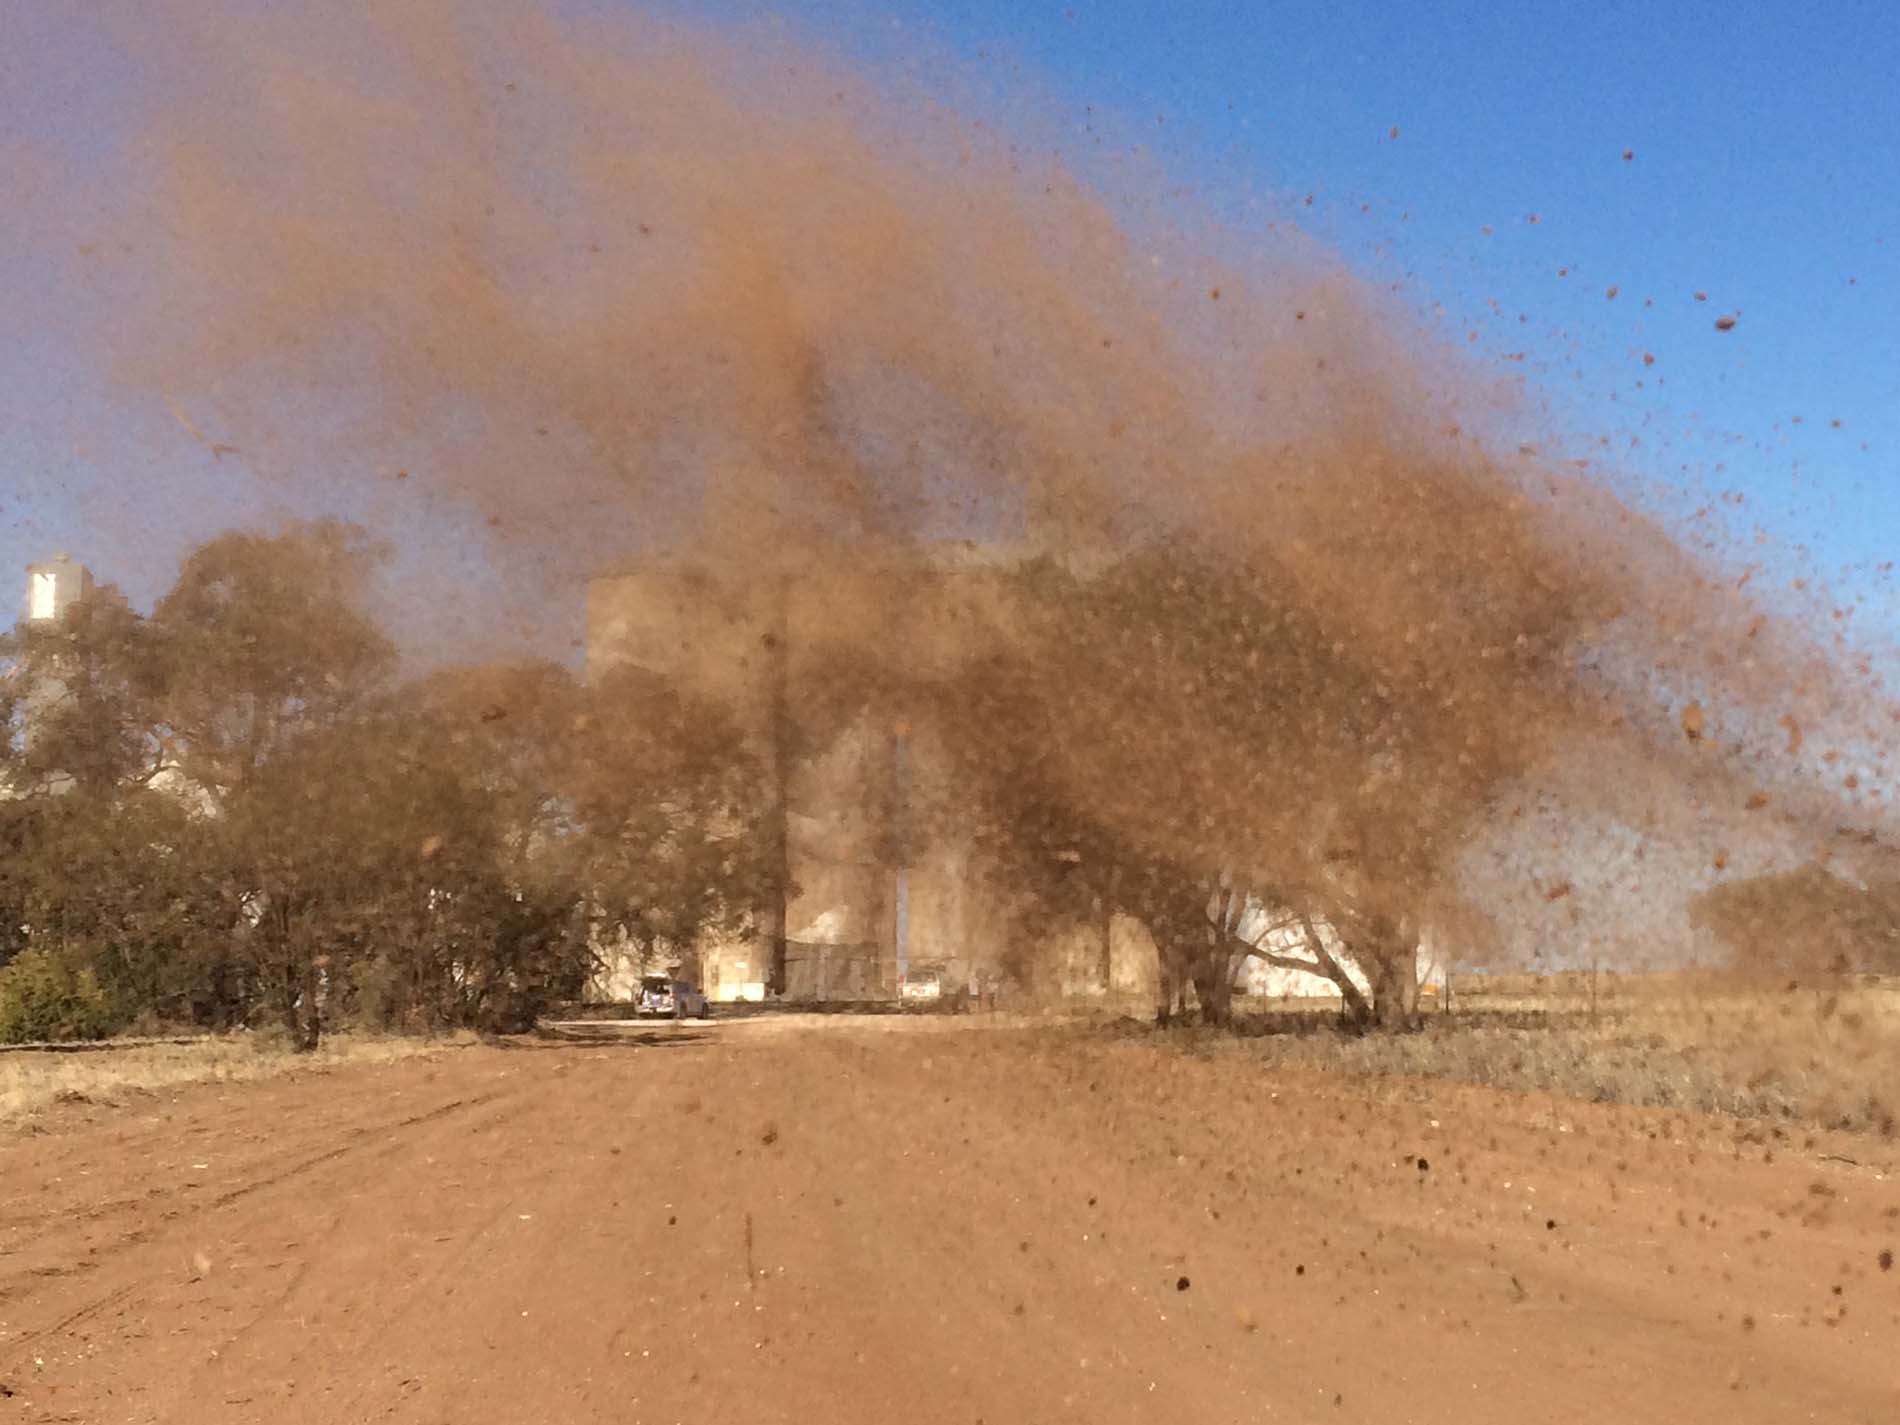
(811, 0, 1900, 585)
(4, 0, 1897, 656)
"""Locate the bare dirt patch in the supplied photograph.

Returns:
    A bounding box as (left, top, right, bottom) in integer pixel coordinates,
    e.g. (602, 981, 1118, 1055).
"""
(2, 1020, 1895, 1423)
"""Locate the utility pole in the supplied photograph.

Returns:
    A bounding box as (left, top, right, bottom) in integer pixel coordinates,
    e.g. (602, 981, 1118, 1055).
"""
(764, 572, 793, 998)
(890, 717, 912, 991)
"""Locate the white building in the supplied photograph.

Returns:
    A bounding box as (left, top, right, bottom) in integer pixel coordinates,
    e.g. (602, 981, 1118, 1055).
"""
(26, 555, 93, 625)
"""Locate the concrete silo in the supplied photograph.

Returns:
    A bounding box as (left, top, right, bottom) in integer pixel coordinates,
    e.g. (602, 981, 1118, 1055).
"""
(585, 542, 1025, 1003)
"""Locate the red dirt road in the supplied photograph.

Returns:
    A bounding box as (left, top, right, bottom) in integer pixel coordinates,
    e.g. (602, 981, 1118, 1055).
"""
(2, 1019, 1896, 1423)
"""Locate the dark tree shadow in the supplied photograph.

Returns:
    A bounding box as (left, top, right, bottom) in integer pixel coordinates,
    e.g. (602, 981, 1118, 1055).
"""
(500, 1022, 717, 1050)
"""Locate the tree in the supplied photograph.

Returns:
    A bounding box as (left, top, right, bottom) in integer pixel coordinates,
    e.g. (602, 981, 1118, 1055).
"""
(0, 584, 165, 798)
(0, 789, 237, 1028)
(332, 659, 768, 1032)
(0, 947, 118, 1044)
(152, 520, 395, 798)
(348, 663, 594, 1032)
(149, 521, 397, 1048)
(1691, 866, 1900, 978)
(561, 665, 772, 982)
(915, 537, 1560, 1028)
(0, 525, 782, 1044)
(0, 584, 235, 1029)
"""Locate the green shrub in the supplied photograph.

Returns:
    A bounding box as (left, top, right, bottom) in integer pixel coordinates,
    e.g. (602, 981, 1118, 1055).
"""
(0, 947, 124, 1043)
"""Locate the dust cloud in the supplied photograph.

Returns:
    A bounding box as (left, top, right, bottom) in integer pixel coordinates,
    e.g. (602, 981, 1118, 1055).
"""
(70, 0, 1897, 976)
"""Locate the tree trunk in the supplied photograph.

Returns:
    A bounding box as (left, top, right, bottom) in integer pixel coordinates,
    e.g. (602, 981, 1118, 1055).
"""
(1155, 939, 1194, 1027)
(278, 957, 303, 1042)
(1291, 915, 1373, 1026)
(296, 956, 322, 1051)
(1189, 951, 1233, 1027)
(1357, 915, 1418, 1030)
(763, 582, 793, 998)
(1335, 974, 1374, 1027)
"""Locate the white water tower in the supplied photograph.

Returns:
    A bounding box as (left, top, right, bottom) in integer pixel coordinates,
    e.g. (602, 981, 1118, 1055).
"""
(25, 554, 92, 624)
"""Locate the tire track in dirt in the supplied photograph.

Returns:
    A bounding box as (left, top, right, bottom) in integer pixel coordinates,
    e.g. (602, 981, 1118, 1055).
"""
(0, 1063, 529, 1409)
(0, 1088, 510, 1341)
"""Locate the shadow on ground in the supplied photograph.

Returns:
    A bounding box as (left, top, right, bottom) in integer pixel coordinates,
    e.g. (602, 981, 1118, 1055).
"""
(513, 1023, 716, 1051)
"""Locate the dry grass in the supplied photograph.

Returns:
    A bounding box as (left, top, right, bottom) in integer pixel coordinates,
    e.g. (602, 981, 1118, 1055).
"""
(1147, 985, 1900, 1136)
(0, 1032, 464, 1127)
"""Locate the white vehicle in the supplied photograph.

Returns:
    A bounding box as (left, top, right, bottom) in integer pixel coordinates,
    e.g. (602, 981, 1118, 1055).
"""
(899, 970, 943, 1003)
(636, 975, 710, 1020)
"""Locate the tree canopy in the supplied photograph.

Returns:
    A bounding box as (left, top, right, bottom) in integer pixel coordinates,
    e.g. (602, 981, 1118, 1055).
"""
(0, 523, 767, 1046)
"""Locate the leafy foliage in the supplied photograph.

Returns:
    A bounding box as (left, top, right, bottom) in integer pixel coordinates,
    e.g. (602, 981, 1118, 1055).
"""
(0, 522, 769, 1046)
(0, 947, 122, 1043)
(0, 585, 164, 797)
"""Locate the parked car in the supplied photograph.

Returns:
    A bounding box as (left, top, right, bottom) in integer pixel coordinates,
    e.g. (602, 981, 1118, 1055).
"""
(899, 970, 943, 1004)
(637, 974, 710, 1020)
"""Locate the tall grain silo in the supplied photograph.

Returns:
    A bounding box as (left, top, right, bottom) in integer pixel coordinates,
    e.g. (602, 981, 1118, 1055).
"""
(585, 540, 1029, 1004)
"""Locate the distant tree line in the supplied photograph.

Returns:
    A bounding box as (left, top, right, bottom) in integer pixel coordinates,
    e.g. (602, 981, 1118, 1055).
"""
(5, 507, 1705, 1042)
(1691, 864, 1900, 980)
(0, 522, 769, 1046)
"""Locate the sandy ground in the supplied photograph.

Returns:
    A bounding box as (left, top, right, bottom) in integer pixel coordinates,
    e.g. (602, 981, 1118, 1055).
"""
(1, 1017, 1895, 1424)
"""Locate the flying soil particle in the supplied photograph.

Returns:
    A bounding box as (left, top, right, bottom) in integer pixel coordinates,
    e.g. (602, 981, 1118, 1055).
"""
(1416, 1156, 1430, 1172)
(1878, 1249, 1893, 1271)
(1176, 1275, 1191, 1291)
(759, 1123, 779, 1147)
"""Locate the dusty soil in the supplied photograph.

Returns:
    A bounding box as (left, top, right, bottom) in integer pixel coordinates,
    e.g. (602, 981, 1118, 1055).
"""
(1, 1018, 1895, 1423)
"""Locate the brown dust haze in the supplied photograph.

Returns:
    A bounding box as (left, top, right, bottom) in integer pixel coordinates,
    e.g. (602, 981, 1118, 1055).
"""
(56, 0, 1900, 968)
